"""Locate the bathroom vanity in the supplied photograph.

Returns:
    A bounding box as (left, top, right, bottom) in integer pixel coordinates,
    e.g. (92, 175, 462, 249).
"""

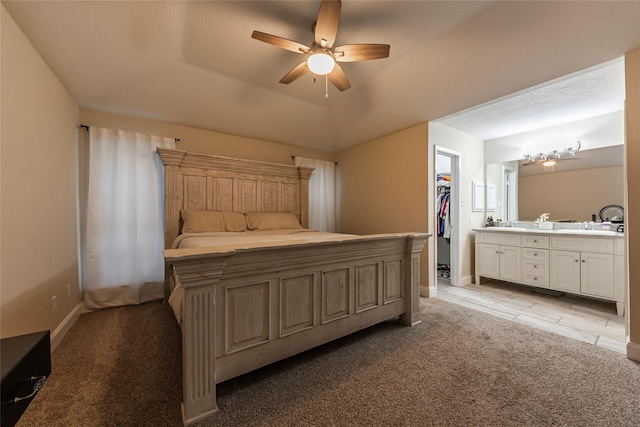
(474, 227, 625, 316)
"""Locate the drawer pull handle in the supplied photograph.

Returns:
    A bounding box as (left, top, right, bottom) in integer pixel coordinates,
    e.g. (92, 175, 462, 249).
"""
(534, 253, 538, 256)
(3, 375, 47, 404)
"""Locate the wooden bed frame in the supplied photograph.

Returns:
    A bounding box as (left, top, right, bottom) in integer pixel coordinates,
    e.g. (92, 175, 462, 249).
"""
(157, 148, 429, 425)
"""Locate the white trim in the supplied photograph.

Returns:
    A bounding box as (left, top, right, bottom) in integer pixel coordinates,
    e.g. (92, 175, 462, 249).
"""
(51, 303, 82, 351)
(627, 340, 640, 363)
(458, 274, 474, 287)
(421, 285, 437, 298)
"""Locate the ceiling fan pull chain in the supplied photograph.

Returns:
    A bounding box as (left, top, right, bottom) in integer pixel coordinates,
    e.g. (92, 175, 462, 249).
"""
(325, 75, 329, 99)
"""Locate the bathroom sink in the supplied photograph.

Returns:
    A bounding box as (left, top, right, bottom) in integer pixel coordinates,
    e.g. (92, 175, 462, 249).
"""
(558, 229, 619, 235)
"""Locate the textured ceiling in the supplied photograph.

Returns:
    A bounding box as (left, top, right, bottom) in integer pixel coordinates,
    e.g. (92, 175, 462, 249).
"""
(438, 59, 626, 141)
(3, 1, 640, 152)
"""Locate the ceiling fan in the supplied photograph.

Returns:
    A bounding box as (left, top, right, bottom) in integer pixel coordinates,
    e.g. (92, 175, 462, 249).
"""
(522, 141, 581, 167)
(251, 0, 390, 93)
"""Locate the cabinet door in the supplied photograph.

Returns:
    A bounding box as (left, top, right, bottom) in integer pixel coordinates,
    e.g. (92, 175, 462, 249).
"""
(550, 250, 581, 293)
(477, 243, 500, 278)
(499, 246, 522, 282)
(581, 252, 614, 299)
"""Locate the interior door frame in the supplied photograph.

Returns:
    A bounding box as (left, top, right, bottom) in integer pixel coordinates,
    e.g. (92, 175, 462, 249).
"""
(503, 166, 518, 222)
(434, 146, 461, 287)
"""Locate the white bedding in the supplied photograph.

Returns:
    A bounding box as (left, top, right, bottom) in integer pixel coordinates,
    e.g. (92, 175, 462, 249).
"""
(172, 229, 353, 249)
(168, 229, 355, 324)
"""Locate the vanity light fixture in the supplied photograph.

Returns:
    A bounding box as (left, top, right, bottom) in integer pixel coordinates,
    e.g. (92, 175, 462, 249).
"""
(522, 140, 581, 170)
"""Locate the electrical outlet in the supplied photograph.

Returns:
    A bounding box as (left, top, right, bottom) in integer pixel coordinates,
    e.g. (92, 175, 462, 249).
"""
(67, 284, 71, 299)
(51, 295, 57, 313)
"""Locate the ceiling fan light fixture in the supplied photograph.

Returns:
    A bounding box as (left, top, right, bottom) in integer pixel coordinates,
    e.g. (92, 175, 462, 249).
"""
(307, 52, 335, 75)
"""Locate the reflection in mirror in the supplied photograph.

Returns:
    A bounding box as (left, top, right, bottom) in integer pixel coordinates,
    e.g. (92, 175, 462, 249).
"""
(485, 161, 518, 223)
(486, 145, 624, 223)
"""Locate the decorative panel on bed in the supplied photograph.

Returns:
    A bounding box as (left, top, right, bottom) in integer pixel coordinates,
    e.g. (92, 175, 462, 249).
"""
(157, 148, 314, 248)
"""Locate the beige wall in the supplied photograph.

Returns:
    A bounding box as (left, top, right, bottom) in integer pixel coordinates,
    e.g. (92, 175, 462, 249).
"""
(80, 109, 337, 165)
(429, 123, 485, 288)
(625, 48, 640, 360)
(1, 6, 81, 341)
(337, 123, 430, 288)
(518, 166, 624, 222)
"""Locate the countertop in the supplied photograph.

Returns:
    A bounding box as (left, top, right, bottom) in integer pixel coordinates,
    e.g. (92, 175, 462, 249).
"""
(473, 227, 624, 237)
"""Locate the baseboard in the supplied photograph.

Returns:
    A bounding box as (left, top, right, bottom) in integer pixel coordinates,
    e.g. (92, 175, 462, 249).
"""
(627, 340, 640, 363)
(51, 303, 82, 351)
(420, 285, 436, 298)
(459, 275, 473, 286)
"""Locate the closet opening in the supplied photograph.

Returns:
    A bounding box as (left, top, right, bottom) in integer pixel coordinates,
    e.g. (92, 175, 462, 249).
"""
(435, 147, 461, 288)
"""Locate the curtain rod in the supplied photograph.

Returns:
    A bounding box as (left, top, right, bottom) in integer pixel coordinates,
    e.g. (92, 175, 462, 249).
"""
(79, 124, 180, 143)
(291, 155, 338, 165)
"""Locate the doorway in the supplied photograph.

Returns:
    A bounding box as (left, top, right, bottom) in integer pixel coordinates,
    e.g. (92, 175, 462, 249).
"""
(503, 167, 517, 222)
(435, 146, 461, 288)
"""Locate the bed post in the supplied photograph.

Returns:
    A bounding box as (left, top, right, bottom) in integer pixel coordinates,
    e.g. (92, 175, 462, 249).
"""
(164, 250, 233, 426)
(298, 167, 313, 229)
(157, 148, 186, 249)
(400, 234, 428, 326)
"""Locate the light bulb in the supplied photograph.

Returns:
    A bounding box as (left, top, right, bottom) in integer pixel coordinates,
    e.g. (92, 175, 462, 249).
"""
(542, 159, 556, 167)
(307, 52, 335, 75)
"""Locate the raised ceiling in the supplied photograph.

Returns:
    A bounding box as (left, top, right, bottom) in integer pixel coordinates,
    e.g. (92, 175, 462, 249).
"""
(3, 1, 640, 152)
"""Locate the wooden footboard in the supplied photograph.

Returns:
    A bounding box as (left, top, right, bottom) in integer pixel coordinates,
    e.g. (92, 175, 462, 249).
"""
(165, 233, 428, 425)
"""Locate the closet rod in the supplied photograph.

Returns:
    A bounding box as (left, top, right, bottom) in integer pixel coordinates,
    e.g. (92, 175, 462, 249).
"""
(79, 124, 180, 143)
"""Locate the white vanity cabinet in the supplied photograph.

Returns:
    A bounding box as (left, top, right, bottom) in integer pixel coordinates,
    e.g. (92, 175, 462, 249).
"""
(550, 236, 615, 300)
(475, 232, 522, 282)
(476, 243, 522, 282)
(475, 229, 625, 316)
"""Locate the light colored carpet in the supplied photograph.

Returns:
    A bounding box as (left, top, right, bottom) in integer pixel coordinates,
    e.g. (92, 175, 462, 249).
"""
(18, 297, 640, 427)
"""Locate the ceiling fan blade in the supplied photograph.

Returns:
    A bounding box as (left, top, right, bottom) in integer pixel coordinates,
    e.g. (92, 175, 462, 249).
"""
(252, 31, 309, 54)
(279, 61, 308, 84)
(327, 63, 351, 91)
(315, 0, 341, 48)
(334, 44, 390, 62)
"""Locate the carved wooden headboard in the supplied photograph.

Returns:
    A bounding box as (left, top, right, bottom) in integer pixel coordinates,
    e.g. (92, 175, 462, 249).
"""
(156, 148, 314, 249)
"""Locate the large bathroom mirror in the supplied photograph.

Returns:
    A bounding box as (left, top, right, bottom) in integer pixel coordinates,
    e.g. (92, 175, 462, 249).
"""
(485, 145, 624, 223)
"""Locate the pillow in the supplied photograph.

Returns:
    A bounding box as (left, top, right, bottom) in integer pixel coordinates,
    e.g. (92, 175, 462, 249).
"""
(181, 211, 248, 233)
(222, 212, 248, 232)
(245, 212, 303, 230)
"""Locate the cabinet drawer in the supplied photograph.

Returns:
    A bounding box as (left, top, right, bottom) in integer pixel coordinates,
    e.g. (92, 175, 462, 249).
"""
(523, 259, 548, 275)
(524, 273, 549, 287)
(476, 232, 521, 245)
(523, 248, 549, 261)
(522, 235, 549, 248)
(551, 236, 614, 253)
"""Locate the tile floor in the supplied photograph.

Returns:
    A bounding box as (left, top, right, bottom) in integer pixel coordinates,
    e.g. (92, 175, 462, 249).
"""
(435, 278, 627, 354)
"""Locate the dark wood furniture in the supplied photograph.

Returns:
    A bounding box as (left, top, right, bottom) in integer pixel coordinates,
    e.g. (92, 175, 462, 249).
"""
(1, 331, 51, 427)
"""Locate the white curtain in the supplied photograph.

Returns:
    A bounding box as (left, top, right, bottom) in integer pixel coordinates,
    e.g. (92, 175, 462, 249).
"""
(82, 127, 175, 310)
(294, 157, 336, 232)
